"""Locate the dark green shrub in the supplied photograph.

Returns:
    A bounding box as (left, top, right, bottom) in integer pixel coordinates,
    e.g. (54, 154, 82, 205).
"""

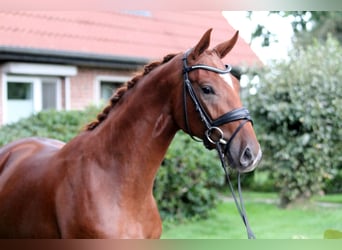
(246, 171, 278, 193)
(153, 131, 225, 220)
(0, 107, 99, 146)
(324, 169, 342, 194)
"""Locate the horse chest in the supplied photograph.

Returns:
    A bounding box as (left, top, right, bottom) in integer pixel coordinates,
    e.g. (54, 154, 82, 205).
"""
(56, 180, 162, 238)
(58, 202, 162, 238)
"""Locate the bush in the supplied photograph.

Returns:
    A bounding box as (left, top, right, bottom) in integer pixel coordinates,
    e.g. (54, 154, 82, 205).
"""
(0, 106, 99, 146)
(153, 131, 225, 220)
(246, 171, 278, 193)
(246, 36, 342, 206)
(324, 169, 342, 194)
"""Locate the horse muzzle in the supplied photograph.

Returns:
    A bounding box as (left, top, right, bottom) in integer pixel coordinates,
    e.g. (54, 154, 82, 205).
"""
(222, 139, 262, 173)
(204, 126, 262, 173)
(235, 145, 262, 173)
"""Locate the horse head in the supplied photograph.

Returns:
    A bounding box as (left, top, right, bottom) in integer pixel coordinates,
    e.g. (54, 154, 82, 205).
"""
(173, 28, 262, 173)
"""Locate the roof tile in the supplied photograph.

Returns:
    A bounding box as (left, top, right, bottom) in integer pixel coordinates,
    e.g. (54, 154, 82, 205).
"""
(0, 11, 262, 66)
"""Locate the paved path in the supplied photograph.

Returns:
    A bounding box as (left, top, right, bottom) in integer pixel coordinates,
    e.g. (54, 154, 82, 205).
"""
(221, 194, 342, 208)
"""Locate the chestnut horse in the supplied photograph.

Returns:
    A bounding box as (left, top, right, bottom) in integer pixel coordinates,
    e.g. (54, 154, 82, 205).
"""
(0, 29, 261, 238)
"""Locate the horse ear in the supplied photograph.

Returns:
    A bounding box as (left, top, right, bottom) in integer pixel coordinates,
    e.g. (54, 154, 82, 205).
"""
(190, 28, 212, 60)
(213, 30, 239, 59)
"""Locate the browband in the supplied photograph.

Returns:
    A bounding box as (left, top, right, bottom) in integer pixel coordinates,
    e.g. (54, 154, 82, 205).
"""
(182, 49, 232, 75)
(184, 64, 232, 74)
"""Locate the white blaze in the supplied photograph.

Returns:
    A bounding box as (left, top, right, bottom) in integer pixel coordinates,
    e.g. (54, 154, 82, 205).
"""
(220, 74, 234, 89)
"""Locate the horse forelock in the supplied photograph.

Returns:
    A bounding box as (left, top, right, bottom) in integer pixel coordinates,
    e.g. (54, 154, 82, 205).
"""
(86, 53, 178, 131)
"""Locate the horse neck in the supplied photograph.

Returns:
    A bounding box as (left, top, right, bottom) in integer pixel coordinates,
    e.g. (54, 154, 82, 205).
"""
(68, 61, 182, 196)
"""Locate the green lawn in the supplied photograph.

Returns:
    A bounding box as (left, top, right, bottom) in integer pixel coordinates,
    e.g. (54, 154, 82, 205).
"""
(161, 192, 342, 239)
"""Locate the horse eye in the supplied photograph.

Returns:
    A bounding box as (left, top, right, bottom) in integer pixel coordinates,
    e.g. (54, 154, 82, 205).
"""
(201, 85, 215, 95)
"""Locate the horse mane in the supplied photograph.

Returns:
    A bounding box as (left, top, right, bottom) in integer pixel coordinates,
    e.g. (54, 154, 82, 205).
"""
(86, 53, 177, 131)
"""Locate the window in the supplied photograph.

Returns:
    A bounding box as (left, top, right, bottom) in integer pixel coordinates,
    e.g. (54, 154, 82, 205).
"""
(95, 76, 130, 105)
(6, 80, 35, 124)
(100, 81, 119, 101)
(42, 78, 60, 110)
(8, 82, 33, 100)
(4, 76, 61, 124)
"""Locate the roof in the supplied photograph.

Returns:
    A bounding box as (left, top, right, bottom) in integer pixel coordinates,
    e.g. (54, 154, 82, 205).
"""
(0, 11, 262, 67)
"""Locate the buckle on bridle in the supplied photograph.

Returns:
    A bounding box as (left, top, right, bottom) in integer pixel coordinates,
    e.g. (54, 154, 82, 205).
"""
(205, 127, 227, 145)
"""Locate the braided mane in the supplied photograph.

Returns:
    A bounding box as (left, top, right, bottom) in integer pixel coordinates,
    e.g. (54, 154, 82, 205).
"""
(86, 53, 177, 130)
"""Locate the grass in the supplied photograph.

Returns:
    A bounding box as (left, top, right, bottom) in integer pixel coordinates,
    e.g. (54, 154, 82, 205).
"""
(161, 192, 342, 239)
(313, 193, 342, 204)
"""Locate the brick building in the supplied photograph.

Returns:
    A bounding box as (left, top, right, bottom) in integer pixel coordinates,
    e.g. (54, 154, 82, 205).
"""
(0, 11, 261, 125)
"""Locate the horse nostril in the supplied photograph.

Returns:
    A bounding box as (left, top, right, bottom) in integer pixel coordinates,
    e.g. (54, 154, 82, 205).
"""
(240, 147, 253, 167)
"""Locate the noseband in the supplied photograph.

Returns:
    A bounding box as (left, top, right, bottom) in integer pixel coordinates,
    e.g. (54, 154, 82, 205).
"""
(182, 50, 256, 239)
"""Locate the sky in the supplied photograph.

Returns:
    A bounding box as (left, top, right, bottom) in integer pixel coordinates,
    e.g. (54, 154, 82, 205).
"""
(223, 11, 294, 64)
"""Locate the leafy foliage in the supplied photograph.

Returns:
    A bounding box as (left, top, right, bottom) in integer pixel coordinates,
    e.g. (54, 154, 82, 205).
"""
(324, 229, 342, 239)
(249, 11, 342, 47)
(153, 131, 225, 220)
(0, 107, 99, 146)
(246, 36, 342, 206)
(324, 169, 342, 194)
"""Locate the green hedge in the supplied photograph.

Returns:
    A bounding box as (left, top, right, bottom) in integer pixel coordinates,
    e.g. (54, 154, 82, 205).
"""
(0, 107, 225, 220)
(0, 107, 99, 146)
(153, 131, 224, 220)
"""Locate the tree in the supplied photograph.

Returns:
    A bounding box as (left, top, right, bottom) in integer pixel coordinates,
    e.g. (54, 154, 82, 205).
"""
(249, 11, 342, 47)
(246, 36, 342, 206)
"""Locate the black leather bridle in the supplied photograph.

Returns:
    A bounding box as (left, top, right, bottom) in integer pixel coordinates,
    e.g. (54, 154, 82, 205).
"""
(182, 50, 253, 153)
(182, 49, 256, 239)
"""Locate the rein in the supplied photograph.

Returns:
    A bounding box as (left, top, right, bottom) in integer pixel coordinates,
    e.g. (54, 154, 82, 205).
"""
(182, 50, 256, 239)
